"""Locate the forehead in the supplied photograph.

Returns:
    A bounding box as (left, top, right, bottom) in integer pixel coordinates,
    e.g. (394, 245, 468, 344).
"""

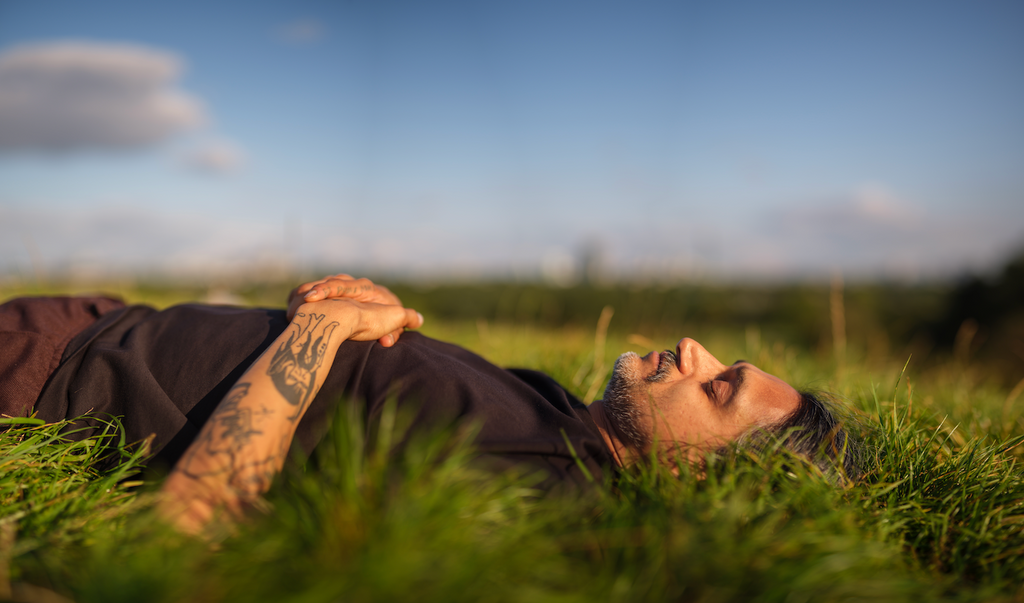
(733, 364, 801, 424)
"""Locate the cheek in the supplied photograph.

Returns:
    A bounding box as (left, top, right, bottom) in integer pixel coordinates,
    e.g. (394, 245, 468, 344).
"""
(648, 385, 710, 443)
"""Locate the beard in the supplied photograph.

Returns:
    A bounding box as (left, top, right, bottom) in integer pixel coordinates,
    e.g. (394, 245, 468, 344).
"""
(601, 349, 677, 451)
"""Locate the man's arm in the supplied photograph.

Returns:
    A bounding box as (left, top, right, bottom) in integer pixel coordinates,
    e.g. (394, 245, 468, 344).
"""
(159, 298, 422, 534)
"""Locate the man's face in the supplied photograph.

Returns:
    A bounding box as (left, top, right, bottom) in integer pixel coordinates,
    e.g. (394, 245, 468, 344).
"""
(602, 338, 800, 458)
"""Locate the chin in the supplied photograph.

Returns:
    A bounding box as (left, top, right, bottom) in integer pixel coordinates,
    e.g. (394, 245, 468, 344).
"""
(610, 351, 644, 382)
(601, 352, 652, 450)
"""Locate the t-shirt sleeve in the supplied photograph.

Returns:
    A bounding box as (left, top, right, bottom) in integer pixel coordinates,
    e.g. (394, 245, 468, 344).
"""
(0, 296, 124, 417)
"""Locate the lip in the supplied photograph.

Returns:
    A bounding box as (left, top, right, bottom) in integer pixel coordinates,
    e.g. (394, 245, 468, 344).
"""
(633, 350, 657, 376)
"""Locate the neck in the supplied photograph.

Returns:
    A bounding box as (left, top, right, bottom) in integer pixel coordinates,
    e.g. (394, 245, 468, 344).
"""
(585, 400, 636, 468)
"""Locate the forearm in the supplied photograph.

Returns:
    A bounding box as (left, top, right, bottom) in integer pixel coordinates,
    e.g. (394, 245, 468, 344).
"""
(161, 310, 345, 530)
(159, 296, 422, 533)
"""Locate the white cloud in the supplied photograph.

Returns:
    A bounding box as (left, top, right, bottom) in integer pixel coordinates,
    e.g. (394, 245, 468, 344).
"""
(770, 184, 920, 234)
(0, 41, 204, 152)
(736, 183, 1021, 279)
(0, 205, 290, 279)
(182, 140, 245, 174)
(277, 20, 326, 44)
(851, 184, 917, 224)
(0, 190, 1020, 283)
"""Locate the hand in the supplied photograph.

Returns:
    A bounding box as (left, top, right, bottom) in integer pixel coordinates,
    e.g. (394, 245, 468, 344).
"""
(296, 298, 424, 348)
(287, 274, 402, 314)
(286, 274, 409, 344)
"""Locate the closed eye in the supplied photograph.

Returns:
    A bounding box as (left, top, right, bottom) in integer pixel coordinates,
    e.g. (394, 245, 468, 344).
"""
(706, 365, 748, 406)
(705, 379, 731, 404)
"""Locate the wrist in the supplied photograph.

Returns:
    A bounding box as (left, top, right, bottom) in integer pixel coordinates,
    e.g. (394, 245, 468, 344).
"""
(291, 302, 355, 346)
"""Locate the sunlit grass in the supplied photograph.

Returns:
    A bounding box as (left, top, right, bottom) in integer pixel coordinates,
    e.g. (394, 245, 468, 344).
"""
(2, 281, 1022, 601)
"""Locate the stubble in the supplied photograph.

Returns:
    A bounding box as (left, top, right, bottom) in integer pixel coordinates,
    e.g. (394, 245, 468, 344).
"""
(601, 349, 677, 451)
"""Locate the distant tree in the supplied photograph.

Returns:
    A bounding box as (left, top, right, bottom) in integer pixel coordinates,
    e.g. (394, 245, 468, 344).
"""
(929, 245, 1024, 382)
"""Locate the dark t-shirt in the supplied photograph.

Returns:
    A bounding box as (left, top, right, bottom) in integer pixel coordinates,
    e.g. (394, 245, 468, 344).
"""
(31, 303, 612, 488)
(0, 296, 124, 418)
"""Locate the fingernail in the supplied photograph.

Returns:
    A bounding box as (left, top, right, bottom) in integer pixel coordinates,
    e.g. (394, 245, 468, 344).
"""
(416, 312, 424, 325)
(304, 290, 318, 299)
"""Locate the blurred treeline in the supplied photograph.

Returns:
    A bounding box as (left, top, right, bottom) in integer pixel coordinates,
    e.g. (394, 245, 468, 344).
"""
(925, 247, 1024, 383)
(326, 248, 1024, 385)
(362, 249, 1020, 384)
(4, 249, 1022, 385)
(387, 281, 942, 354)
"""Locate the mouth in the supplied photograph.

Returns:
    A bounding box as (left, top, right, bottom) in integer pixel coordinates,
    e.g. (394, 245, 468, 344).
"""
(646, 349, 678, 383)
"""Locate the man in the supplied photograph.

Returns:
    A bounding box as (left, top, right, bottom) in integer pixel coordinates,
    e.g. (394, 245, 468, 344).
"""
(1, 275, 854, 533)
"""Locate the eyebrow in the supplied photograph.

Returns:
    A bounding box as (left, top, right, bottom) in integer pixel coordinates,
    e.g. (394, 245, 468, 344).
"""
(726, 365, 748, 406)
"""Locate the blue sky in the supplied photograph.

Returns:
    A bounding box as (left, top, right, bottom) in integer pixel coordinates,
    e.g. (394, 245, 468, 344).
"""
(1, 0, 1022, 282)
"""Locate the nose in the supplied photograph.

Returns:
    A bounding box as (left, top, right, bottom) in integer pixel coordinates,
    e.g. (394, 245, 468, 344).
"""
(676, 337, 727, 378)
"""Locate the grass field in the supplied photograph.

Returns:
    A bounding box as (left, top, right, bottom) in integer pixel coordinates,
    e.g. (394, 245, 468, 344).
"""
(2, 281, 1023, 602)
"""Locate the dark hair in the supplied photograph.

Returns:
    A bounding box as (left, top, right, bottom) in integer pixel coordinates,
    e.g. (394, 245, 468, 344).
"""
(738, 391, 862, 484)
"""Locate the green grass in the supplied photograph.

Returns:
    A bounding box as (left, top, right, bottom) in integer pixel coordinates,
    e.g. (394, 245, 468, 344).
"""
(2, 283, 1023, 602)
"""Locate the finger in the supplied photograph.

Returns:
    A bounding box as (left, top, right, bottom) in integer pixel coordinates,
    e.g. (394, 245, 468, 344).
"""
(306, 274, 339, 289)
(304, 276, 402, 308)
(376, 309, 423, 347)
(293, 277, 335, 302)
(300, 279, 335, 301)
(305, 277, 377, 302)
(374, 284, 402, 306)
(295, 282, 317, 296)
(354, 306, 423, 344)
(378, 327, 404, 347)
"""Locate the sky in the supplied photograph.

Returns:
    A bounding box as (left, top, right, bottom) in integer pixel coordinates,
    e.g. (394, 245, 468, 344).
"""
(1, 0, 1022, 283)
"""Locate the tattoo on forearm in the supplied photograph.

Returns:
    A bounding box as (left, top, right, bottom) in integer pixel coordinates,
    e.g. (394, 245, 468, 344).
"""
(177, 382, 278, 498)
(169, 313, 340, 510)
(267, 312, 339, 418)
